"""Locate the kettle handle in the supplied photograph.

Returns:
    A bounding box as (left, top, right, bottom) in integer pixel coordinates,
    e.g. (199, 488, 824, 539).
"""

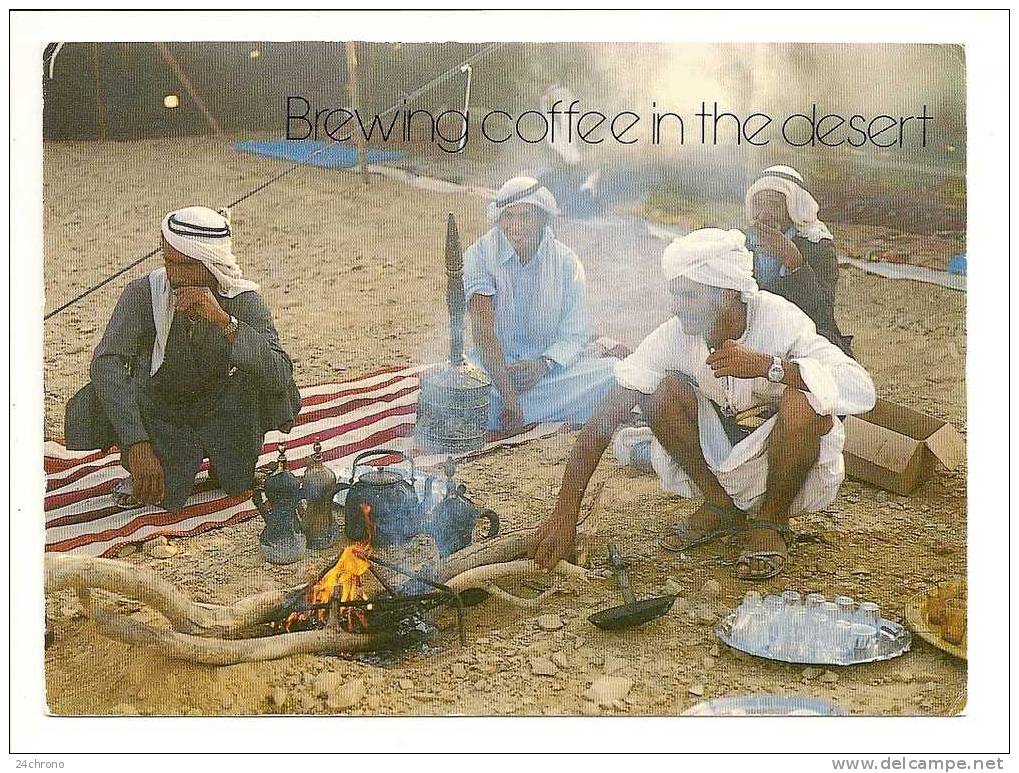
(350, 448, 416, 482)
(477, 508, 500, 540)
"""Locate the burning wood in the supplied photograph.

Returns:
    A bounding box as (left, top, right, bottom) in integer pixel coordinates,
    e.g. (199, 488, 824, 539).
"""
(44, 527, 593, 665)
(282, 503, 375, 633)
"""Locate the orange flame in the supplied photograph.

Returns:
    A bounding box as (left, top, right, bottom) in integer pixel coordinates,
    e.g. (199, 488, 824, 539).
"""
(285, 503, 376, 632)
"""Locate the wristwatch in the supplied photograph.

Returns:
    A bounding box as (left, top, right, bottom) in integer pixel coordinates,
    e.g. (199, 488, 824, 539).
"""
(767, 355, 785, 383)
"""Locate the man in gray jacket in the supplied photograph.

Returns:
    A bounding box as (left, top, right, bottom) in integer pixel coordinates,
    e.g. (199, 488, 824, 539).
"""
(64, 206, 300, 511)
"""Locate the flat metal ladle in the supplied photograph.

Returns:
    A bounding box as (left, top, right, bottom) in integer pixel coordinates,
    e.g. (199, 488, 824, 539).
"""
(588, 543, 676, 630)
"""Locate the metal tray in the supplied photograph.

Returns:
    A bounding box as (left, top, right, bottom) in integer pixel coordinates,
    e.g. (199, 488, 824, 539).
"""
(682, 694, 846, 716)
(715, 611, 912, 666)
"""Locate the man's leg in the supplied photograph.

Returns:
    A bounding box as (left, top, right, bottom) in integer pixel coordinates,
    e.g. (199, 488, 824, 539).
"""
(639, 375, 736, 538)
(739, 387, 833, 577)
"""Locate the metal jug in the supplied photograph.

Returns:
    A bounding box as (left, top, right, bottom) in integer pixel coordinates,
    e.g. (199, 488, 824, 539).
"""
(424, 458, 500, 557)
(300, 440, 343, 550)
(252, 443, 307, 564)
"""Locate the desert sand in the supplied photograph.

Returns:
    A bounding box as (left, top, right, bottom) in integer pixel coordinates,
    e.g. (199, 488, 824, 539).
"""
(43, 136, 965, 717)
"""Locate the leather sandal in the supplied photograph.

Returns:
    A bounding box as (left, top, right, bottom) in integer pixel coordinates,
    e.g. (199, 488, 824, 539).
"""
(660, 501, 748, 553)
(733, 519, 797, 580)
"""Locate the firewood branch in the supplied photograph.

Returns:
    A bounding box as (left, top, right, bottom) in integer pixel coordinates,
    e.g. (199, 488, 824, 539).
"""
(88, 608, 385, 666)
(46, 554, 290, 636)
(445, 559, 590, 609)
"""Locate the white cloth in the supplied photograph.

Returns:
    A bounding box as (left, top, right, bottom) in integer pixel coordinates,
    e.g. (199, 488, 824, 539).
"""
(485, 176, 559, 222)
(463, 227, 590, 369)
(661, 227, 759, 294)
(613, 291, 876, 514)
(744, 165, 834, 244)
(149, 206, 258, 375)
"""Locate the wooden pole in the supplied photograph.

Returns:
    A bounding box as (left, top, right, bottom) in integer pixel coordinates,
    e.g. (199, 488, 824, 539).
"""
(345, 41, 369, 184)
(155, 42, 223, 137)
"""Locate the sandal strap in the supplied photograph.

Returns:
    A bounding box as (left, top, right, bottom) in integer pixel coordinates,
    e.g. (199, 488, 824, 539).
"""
(703, 501, 749, 531)
(744, 518, 796, 547)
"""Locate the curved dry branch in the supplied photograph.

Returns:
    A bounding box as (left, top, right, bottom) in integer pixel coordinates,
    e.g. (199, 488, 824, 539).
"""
(445, 559, 590, 609)
(89, 609, 385, 666)
(46, 555, 290, 636)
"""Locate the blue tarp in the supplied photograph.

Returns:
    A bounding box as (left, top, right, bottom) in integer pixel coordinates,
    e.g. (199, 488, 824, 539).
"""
(233, 140, 406, 168)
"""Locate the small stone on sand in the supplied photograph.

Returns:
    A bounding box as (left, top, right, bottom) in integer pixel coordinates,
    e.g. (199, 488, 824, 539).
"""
(688, 684, 705, 697)
(537, 613, 563, 631)
(820, 670, 839, 684)
(584, 676, 632, 707)
(530, 656, 557, 677)
(149, 544, 178, 559)
(326, 679, 366, 710)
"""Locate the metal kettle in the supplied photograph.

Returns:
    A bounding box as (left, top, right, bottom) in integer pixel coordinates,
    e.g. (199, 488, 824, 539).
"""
(335, 449, 427, 546)
(423, 457, 500, 557)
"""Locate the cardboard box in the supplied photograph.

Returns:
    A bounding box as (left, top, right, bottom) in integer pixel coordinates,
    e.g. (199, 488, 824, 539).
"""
(842, 398, 965, 496)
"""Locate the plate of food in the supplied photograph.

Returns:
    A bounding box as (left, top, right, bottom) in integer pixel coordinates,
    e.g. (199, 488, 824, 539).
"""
(905, 580, 966, 660)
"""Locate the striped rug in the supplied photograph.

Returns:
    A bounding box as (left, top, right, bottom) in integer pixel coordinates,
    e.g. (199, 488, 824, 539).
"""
(45, 365, 560, 557)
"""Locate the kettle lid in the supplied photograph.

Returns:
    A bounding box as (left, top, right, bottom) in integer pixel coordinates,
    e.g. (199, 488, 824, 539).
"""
(359, 468, 403, 486)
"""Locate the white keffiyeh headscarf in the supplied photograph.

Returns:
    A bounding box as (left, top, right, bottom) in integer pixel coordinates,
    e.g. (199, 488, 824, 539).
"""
(744, 165, 834, 243)
(149, 206, 259, 375)
(661, 227, 759, 295)
(486, 176, 559, 223)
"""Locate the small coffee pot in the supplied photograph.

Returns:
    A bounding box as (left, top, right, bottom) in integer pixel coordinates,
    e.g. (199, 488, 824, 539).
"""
(424, 457, 500, 557)
(300, 440, 343, 550)
(252, 443, 307, 564)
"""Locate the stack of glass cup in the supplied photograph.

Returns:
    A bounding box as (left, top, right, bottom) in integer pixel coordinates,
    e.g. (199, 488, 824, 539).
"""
(728, 590, 883, 663)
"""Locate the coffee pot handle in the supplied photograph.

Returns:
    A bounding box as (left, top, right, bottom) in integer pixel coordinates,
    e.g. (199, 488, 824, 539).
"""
(252, 484, 270, 520)
(350, 448, 416, 481)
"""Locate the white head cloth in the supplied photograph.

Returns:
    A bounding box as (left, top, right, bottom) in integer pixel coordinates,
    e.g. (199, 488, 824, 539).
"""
(661, 227, 759, 294)
(148, 206, 258, 375)
(744, 165, 834, 243)
(485, 176, 559, 223)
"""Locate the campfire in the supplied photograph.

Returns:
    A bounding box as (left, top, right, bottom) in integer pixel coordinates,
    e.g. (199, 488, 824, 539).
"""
(45, 522, 592, 666)
(283, 503, 375, 633)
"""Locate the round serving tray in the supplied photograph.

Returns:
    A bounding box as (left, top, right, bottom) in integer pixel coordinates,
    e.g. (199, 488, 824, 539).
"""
(715, 611, 912, 666)
(904, 583, 967, 661)
(682, 694, 846, 716)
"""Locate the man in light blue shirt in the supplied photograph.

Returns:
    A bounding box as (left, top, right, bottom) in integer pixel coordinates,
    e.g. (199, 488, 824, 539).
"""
(463, 176, 617, 434)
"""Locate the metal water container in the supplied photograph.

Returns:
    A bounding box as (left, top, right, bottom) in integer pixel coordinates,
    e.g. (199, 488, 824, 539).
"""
(300, 440, 342, 550)
(415, 213, 491, 454)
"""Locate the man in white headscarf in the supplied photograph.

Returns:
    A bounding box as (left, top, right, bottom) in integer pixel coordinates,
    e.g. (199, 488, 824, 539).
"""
(65, 206, 300, 511)
(744, 164, 853, 355)
(531, 227, 875, 580)
(463, 176, 617, 434)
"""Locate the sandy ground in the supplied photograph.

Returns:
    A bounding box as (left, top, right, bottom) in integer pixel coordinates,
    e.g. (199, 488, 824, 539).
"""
(43, 136, 966, 716)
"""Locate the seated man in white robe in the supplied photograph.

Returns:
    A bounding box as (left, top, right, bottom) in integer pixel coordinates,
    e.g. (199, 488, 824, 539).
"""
(531, 228, 876, 579)
(464, 176, 617, 435)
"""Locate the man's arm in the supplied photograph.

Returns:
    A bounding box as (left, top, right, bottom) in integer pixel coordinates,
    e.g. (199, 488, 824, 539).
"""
(774, 238, 839, 319)
(90, 280, 151, 448)
(468, 294, 523, 428)
(226, 293, 295, 395)
(542, 256, 592, 370)
(89, 280, 165, 504)
(531, 384, 639, 570)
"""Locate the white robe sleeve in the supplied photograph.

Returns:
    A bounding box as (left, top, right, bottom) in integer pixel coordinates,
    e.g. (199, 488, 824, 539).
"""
(462, 240, 496, 301)
(542, 256, 591, 370)
(614, 318, 688, 395)
(787, 312, 876, 416)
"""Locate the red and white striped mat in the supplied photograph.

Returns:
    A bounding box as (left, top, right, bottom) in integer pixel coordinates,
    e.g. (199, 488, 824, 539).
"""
(45, 365, 560, 557)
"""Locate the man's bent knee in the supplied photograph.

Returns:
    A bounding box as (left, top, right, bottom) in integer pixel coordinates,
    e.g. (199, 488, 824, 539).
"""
(640, 375, 698, 422)
(778, 388, 833, 435)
